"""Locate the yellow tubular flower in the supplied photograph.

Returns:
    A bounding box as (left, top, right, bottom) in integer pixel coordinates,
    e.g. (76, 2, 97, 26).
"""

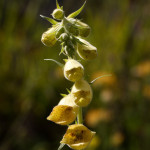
(41, 26, 58, 47)
(61, 124, 95, 150)
(77, 38, 98, 60)
(71, 79, 93, 107)
(64, 59, 84, 82)
(47, 94, 79, 125)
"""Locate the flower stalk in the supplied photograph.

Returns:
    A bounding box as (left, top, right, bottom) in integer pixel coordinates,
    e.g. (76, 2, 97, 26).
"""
(77, 107, 83, 124)
(40, 1, 98, 149)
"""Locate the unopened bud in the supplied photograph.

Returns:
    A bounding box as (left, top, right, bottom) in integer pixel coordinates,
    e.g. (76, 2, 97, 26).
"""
(61, 124, 95, 150)
(69, 18, 91, 37)
(64, 59, 84, 82)
(63, 18, 79, 36)
(77, 20, 91, 37)
(71, 79, 93, 107)
(41, 26, 57, 47)
(52, 9, 64, 20)
(56, 26, 65, 38)
(77, 38, 98, 60)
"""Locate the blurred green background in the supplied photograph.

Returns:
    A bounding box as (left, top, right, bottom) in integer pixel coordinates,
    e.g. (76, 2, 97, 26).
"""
(0, 0, 150, 150)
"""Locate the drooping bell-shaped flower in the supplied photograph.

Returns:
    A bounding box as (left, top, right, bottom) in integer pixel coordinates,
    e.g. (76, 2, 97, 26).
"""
(47, 94, 79, 125)
(77, 38, 98, 60)
(71, 79, 93, 107)
(41, 25, 58, 47)
(60, 124, 95, 150)
(64, 59, 84, 82)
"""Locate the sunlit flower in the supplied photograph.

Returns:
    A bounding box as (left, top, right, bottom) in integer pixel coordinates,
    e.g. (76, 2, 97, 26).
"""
(64, 59, 84, 82)
(41, 26, 58, 47)
(77, 38, 97, 60)
(61, 124, 95, 150)
(71, 79, 93, 107)
(47, 94, 78, 125)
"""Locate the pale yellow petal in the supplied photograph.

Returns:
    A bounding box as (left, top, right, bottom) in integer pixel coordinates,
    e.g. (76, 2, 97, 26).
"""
(61, 124, 95, 150)
(47, 105, 77, 125)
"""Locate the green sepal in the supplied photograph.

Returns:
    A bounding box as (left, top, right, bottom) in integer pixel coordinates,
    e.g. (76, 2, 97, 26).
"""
(74, 37, 86, 45)
(59, 46, 64, 55)
(66, 88, 71, 94)
(61, 6, 63, 10)
(44, 59, 64, 67)
(56, 0, 61, 9)
(58, 143, 65, 150)
(75, 119, 78, 124)
(40, 15, 58, 25)
(60, 93, 67, 97)
(63, 59, 68, 63)
(67, 1, 86, 18)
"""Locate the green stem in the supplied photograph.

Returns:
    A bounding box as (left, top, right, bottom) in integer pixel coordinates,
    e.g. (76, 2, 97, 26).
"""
(77, 107, 83, 124)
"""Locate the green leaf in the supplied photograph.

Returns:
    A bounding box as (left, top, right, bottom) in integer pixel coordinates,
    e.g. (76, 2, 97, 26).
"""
(56, 0, 61, 9)
(67, 1, 86, 18)
(58, 143, 65, 150)
(90, 74, 112, 84)
(40, 15, 58, 25)
(44, 59, 64, 67)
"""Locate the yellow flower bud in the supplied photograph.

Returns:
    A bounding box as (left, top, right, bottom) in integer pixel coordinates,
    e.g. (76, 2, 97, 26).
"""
(69, 18, 91, 37)
(77, 20, 91, 37)
(63, 18, 79, 36)
(64, 59, 84, 82)
(77, 38, 98, 60)
(60, 124, 95, 150)
(71, 79, 93, 107)
(41, 26, 58, 47)
(52, 9, 64, 20)
(47, 94, 78, 125)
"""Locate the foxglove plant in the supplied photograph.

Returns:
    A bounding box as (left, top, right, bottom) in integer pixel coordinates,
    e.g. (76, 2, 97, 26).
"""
(40, 1, 99, 149)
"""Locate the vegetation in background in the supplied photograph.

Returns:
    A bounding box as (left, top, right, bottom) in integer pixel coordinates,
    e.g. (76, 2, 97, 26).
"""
(0, 0, 150, 150)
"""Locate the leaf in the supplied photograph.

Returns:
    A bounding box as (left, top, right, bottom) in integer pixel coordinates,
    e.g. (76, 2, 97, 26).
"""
(44, 59, 64, 67)
(58, 143, 65, 150)
(56, 0, 61, 9)
(90, 74, 112, 84)
(40, 15, 58, 25)
(67, 1, 86, 18)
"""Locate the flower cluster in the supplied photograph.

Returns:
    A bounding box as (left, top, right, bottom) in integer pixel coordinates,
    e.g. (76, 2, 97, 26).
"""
(41, 1, 97, 149)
